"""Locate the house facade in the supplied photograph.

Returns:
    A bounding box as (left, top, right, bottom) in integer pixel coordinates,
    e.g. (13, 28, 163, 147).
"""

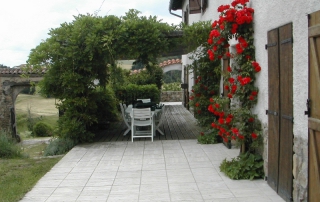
(169, 0, 320, 201)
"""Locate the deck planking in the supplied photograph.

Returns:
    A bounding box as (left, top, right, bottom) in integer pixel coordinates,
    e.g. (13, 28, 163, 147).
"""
(95, 105, 202, 142)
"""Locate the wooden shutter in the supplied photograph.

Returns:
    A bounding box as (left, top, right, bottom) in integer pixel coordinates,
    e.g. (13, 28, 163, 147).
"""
(308, 10, 320, 202)
(267, 28, 280, 192)
(278, 23, 293, 201)
(189, 0, 201, 14)
(267, 23, 293, 202)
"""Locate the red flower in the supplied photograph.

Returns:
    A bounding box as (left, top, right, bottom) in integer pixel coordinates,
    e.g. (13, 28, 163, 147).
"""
(231, 128, 239, 134)
(245, 55, 251, 60)
(240, 77, 251, 85)
(249, 95, 254, 100)
(210, 98, 214, 103)
(255, 66, 261, 72)
(231, 85, 237, 93)
(248, 117, 254, 122)
(211, 122, 216, 128)
(226, 117, 232, 124)
(220, 24, 225, 30)
(219, 112, 225, 117)
(195, 102, 200, 107)
(208, 105, 214, 113)
(225, 85, 230, 90)
(226, 52, 231, 58)
(219, 118, 225, 124)
(227, 93, 233, 98)
(189, 96, 194, 100)
(227, 66, 232, 72)
(251, 133, 258, 139)
(215, 103, 220, 108)
(228, 114, 234, 118)
(229, 78, 235, 84)
(200, 132, 204, 136)
(251, 91, 258, 96)
(238, 134, 245, 139)
(208, 38, 213, 45)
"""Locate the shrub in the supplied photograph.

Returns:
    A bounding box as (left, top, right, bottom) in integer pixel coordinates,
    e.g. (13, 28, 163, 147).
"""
(33, 122, 52, 137)
(43, 138, 76, 156)
(219, 152, 264, 180)
(162, 82, 182, 91)
(0, 130, 23, 158)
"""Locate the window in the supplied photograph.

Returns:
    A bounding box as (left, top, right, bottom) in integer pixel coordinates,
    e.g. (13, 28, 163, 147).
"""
(189, 0, 208, 14)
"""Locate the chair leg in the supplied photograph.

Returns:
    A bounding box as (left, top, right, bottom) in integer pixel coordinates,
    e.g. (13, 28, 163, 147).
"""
(123, 128, 130, 136)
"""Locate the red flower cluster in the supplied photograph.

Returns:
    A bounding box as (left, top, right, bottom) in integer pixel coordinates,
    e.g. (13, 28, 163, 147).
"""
(249, 90, 258, 101)
(239, 76, 251, 86)
(252, 61, 261, 72)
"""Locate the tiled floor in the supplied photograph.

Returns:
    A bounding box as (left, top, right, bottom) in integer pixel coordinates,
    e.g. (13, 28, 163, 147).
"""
(20, 140, 285, 202)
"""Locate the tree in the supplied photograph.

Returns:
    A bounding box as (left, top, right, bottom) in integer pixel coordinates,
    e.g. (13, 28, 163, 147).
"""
(27, 11, 180, 143)
(0, 64, 9, 68)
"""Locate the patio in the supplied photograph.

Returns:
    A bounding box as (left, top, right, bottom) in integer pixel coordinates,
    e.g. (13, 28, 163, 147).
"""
(20, 103, 285, 202)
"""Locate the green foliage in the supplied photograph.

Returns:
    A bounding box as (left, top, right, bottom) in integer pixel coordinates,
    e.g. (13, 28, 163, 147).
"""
(219, 152, 264, 180)
(0, 130, 23, 158)
(182, 21, 212, 52)
(127, 65, 164, 89)
(115, 84, 160, 105)
(33, 122, 52, 137)
(27, 10, 179, 143)
(43, 138, 76, 156)
(197, 131, 220, 144)
(162, 82, 181, 91)
(163, 70, 181, 83)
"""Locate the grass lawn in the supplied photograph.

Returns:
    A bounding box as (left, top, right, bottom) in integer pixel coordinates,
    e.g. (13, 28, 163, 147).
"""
(15, 94, 58, 140)
(0, 157, 62, 202)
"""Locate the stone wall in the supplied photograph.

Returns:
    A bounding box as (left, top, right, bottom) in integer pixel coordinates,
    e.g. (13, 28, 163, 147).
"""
(161, 91, 183, 102)
(293, 136, 308, 201)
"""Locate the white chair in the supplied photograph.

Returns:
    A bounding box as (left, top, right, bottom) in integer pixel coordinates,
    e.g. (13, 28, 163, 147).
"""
(119, 103, 131, 136)
(131, 108, 154, 142)
(137, 98, 151, 103)
(155, 105, 165, 136)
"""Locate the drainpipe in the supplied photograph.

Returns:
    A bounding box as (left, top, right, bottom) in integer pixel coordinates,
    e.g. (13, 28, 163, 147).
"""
(169, 0, 182, 18)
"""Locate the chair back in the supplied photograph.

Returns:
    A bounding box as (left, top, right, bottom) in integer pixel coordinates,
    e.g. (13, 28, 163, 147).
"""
(132, 108, 152, 124)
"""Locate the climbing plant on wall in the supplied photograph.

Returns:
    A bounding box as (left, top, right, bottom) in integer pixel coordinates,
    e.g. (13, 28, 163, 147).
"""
(189, 0, 264, 179)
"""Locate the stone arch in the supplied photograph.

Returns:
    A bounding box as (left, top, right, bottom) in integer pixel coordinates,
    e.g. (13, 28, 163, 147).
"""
(0, 68, 45, 141)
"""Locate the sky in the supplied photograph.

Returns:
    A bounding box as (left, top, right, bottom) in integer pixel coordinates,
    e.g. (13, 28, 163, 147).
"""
(0, 0, 183, 67)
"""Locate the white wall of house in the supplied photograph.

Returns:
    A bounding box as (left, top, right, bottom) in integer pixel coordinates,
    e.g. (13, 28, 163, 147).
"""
(180, 0, 320, 138)
(176, 0, 320, 200)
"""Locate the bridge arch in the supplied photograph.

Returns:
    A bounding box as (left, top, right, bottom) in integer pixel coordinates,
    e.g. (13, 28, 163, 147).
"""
(0, 68, 45, 141)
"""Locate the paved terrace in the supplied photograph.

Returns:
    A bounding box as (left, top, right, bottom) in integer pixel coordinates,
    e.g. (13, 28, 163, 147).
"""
(20, 103, 285, 202)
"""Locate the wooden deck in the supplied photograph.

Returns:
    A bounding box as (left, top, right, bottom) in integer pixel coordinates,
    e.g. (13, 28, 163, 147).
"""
(94, 105, 202, 142)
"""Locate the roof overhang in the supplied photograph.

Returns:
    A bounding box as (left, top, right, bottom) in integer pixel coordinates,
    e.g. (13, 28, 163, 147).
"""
(169, 0, 183, 11)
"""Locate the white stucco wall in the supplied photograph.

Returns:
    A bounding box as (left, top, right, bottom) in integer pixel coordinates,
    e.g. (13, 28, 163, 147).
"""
(180, 0, 320, 140)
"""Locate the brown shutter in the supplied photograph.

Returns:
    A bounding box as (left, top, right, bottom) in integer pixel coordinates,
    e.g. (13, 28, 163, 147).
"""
(278, 23, 293, 201)
(267, 27, 280, 192)
(189, 0, 201, 14)
(308, 10, 320, 202)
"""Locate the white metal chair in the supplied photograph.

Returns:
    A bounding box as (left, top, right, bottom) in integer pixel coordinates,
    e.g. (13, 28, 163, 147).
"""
(119, 103, 131, 136)
(131, 108, 154, 142)
(155, 105, 165, 136)
(137, 98, 151, 103)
